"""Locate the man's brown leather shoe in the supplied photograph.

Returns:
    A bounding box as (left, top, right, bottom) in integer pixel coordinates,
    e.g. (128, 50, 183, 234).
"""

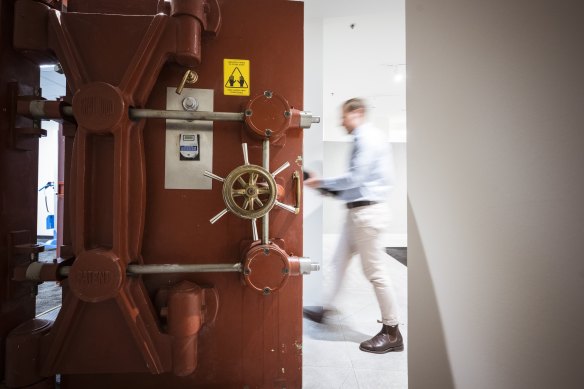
(359, 324, 404, 353)
(302, 306, 330, 323)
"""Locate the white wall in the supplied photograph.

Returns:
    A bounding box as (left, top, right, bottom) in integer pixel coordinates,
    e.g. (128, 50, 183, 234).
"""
(407, 1, 584, 388)
(320, 11, 407, 248)
(302, 0, 407, 305)
(37, 67, 65, 238)
(302, 11, 325, 306)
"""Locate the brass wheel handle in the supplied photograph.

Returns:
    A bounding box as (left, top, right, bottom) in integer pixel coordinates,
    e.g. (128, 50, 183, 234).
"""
(222, 164, 277, 220)
(204, 142, 297, 243)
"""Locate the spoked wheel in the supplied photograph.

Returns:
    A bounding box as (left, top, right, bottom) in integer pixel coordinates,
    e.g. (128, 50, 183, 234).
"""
(222, 164, 276, 220)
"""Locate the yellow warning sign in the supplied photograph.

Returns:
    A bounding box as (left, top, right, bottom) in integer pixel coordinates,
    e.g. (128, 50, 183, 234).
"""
(224, 59, 250, 96)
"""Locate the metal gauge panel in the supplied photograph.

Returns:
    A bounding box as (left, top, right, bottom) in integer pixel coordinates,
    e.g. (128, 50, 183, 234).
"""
(164, 88, 213, 189)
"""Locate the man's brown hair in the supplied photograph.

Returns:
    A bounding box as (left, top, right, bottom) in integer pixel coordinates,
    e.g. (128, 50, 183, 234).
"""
(343, 98, 367, 113)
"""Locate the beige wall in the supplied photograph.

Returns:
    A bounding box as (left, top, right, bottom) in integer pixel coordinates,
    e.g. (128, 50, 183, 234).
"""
(407, 1, 584, 388)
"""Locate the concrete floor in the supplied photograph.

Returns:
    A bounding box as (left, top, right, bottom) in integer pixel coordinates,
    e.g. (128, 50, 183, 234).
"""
(35, 249, 61, 315)
(302, 238, 408, 389)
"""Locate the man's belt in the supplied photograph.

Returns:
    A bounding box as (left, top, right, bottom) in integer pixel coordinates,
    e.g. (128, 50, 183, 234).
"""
(346, 200, 377, 209)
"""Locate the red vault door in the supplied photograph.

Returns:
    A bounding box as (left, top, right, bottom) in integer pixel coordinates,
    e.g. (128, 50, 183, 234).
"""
(3, 0, 319, 388)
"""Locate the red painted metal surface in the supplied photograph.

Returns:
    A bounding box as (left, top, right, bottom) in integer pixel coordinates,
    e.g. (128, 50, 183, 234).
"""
(3, 0, 307, 387)
(166, 280, 205, 376)
(0, 0, 42, 381)
(5, 319, 54, 387)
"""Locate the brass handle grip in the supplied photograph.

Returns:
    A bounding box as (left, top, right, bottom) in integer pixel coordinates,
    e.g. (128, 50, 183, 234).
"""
(293, 171, 301, 213)
(176, 70, 198, 95)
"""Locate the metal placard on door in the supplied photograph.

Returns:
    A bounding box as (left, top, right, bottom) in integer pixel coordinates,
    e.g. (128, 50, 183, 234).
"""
(165, 88, 213, 189)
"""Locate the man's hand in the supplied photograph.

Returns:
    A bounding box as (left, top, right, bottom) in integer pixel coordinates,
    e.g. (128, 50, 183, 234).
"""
(304, 177, 323, 189)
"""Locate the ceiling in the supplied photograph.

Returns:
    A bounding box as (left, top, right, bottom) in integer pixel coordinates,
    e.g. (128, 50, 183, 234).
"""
(300, 0, 404, 18)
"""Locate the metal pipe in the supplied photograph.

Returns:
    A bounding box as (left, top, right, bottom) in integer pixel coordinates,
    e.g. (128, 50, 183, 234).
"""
(210, 208, 229, 224)
(45, 105, 323, 129)
(130, 109, 244, 122)
(275, 200, 298, 214)
(299, 111, 321, 128)
(262, 139, 270, 245)
(61, 105, 73, 116)
(60, 266, 70, 276)
(242, 143, 249, 165)
(203, 171, 225, 182)
(262, 214, 269, 245)
(127, 263, 242, 274)
(60, 105, 244, 122)
(296, 257, 321, 274)
(251, 218, 259, 241)
(28, 100, 46, 117)
(58, 263, 242, 277)
(263, 139, 269, 169)
(271, 161, 290, 177)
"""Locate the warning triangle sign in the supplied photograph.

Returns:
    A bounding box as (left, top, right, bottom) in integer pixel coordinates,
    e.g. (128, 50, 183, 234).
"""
(225, 67, 249, 89)
(224, 59, 250, 96)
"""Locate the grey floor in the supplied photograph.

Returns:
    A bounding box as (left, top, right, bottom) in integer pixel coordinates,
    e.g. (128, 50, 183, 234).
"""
(36, 249, 62, 316)
(302, 240, 408, 389)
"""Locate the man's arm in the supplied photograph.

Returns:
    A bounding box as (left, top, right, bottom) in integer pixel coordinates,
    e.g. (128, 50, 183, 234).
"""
(319, 134, 375, 192)
(304, 172, 340, 197)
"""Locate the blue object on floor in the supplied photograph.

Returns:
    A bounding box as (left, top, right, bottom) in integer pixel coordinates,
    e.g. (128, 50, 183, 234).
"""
(46, 214, 55, 229)
(44, 229, 57, 250)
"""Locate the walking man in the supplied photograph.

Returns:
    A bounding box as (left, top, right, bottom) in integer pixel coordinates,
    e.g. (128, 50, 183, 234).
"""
(304, 98, 403, 353)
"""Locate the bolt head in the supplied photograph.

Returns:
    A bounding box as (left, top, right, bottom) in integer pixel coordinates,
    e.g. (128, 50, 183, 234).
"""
(182, 96, 199, 111)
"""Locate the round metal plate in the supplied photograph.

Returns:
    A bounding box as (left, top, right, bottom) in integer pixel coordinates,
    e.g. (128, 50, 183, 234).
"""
(68, 249, 124, 303)
(72, 82, 126, 132)
(244, 91, 292, 139)
(242, 244, 290, 294)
